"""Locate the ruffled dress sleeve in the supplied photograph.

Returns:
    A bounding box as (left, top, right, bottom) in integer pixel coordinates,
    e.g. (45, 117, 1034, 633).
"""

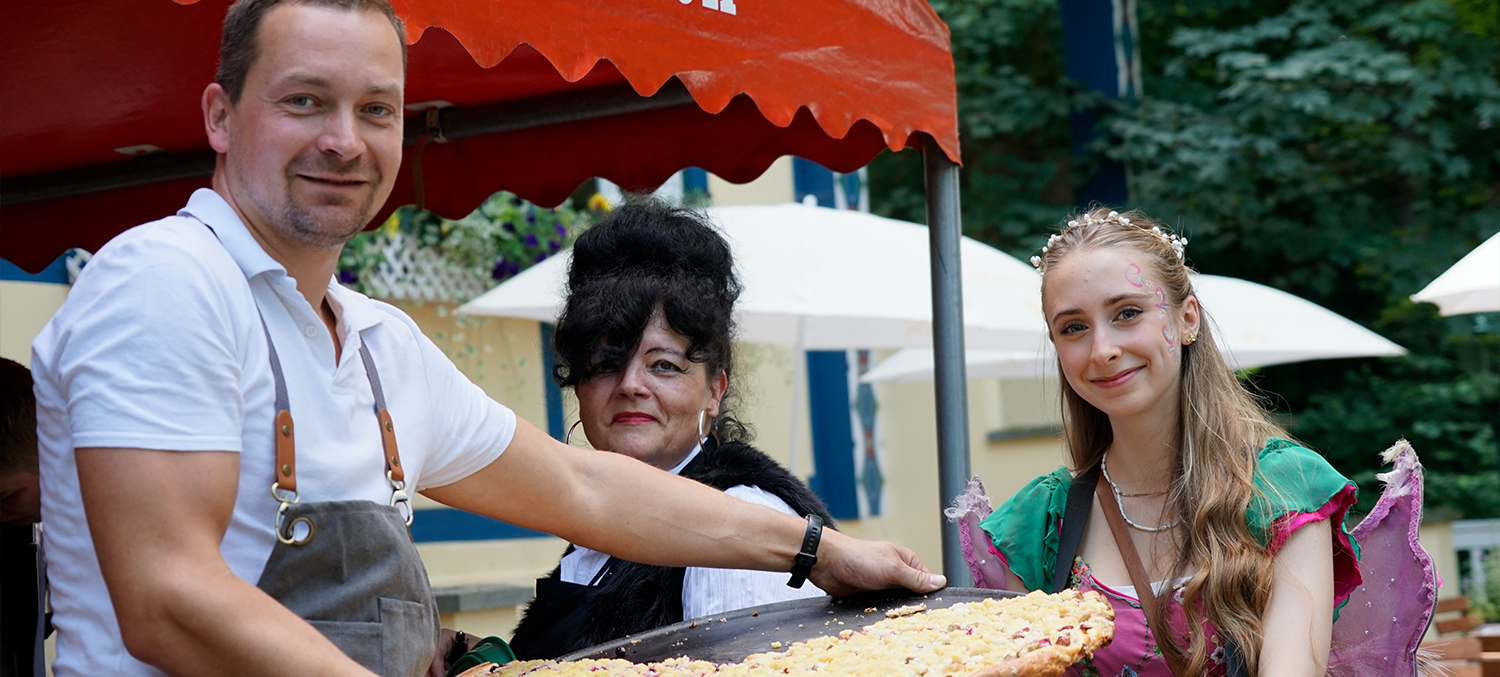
(1249, 438, 1362, 612)
(977, 467, 1072, 593)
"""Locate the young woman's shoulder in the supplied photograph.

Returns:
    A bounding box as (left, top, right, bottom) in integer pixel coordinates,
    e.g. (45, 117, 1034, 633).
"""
(1251, 437, 1364, 610)
(977, 467, 1074, 593)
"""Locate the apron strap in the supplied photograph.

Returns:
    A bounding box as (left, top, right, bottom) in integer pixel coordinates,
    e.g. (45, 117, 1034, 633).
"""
(199, 221, 300, 497)
(358, 343, 406, 486)
(260, 315, 299, 495)
(251, 292, 411, 531)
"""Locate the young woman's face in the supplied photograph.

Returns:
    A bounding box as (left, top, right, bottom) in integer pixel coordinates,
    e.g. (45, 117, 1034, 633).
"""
(574, 312, 727, 470)
(1043, 246, 1199, 422)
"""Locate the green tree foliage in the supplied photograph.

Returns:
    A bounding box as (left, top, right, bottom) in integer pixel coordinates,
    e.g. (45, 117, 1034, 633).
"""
(871, 0, 1080, 251)
(872, 0, 1500, 517)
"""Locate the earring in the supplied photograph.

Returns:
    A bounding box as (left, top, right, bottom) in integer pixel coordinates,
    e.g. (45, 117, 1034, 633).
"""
(698, 410, 708, 444)
(1184, 331, 1198, 345)
(565, 420, 584, 445)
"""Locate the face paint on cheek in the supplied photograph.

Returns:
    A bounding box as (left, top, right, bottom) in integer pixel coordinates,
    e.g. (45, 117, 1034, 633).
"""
(1124, 264, 1176, 346)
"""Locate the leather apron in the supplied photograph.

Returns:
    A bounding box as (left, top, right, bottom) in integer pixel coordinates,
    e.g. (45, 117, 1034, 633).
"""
(250, 314, 441, 676)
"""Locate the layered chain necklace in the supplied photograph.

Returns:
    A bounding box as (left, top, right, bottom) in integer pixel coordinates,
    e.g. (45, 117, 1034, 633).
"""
(1100, 453, 1179, 532)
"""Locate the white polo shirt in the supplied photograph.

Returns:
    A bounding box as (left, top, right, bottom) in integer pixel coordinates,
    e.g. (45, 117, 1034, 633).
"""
(32, 189, 517, 676)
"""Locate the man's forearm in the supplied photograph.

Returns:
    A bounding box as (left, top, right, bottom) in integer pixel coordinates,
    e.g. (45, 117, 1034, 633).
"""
(115, 565, 378, 677)
(424, 421, 942, 597)
(429, 421, 806, 573)
(77, 448, 376, 677)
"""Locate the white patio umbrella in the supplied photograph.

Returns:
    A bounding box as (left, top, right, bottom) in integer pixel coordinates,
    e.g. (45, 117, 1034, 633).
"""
(459, 203, 1044, 350)
(862, 274, 1408, 383)
(1411, 232, 1500, 316)
(458, 203, 1047, 471)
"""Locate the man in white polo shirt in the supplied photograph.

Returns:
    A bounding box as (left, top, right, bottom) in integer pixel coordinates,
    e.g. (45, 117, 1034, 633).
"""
(29, 1, 944, 676)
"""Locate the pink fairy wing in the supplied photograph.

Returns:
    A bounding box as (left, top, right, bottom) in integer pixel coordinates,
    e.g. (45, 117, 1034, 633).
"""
(1327, 439, 1440, 677)
(945, 476, 1009, 589)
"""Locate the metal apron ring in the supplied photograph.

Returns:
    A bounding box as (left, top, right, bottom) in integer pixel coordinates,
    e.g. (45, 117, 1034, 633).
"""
(259, 315, 413, 542)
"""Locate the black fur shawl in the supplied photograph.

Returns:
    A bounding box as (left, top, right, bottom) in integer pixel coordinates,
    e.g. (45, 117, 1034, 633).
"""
(511, 439, 835, 658)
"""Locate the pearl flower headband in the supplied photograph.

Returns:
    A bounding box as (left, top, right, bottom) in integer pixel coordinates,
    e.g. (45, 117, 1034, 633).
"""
(1029, 211, 1187, 274)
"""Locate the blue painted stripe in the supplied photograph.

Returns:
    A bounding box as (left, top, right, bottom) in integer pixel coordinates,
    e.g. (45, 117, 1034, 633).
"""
(411, 507, 551, 542)
(805, 350, 859, 520)
(683, 167, 710, 196)
(792, 158, 836, 208)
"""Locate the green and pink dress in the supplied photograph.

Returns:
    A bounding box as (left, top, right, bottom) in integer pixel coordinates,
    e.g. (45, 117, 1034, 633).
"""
(979, 439, 1361, 677)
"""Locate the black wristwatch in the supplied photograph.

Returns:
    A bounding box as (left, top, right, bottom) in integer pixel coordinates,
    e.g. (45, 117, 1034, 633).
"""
(787, 514, 823, 588)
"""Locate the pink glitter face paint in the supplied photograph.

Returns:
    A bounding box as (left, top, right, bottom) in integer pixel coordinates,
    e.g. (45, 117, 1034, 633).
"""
(1124, 263, 1177, 346)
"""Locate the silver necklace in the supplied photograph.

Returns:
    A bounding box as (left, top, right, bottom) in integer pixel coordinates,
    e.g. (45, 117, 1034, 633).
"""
(1100, 453, 1180, 533)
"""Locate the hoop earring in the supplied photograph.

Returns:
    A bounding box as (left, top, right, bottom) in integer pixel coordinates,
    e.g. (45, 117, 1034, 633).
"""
(698, 410, 708, 444)
(565, 420, 584, 445)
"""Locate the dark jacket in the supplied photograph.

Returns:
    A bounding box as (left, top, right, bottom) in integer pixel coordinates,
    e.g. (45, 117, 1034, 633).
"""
(509, 438, 835, 659)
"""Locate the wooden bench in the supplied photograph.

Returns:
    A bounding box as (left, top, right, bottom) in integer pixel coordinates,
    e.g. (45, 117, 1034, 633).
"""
(1421, 597, 1500, 677)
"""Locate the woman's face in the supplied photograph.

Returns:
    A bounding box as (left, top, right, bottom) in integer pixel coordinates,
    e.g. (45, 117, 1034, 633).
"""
(574, 312, 728, 470)
(1043, 246, 1199, 422)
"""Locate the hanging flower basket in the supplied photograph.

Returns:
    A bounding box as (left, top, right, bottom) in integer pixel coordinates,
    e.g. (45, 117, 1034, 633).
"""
(339, 191, 596, 304)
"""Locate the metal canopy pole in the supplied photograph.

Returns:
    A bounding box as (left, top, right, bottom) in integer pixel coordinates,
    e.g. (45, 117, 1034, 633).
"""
(922, 133, 972, 587)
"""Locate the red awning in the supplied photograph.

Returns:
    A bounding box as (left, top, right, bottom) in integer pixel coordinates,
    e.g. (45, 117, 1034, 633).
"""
(0, 0, 959, 272)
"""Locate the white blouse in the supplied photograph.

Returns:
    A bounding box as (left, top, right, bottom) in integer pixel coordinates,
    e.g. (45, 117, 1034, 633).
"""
(559, 446, 827, 619)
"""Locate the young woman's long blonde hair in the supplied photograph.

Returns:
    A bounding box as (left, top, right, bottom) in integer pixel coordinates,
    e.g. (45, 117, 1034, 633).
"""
(1034, 207, 1290, 674)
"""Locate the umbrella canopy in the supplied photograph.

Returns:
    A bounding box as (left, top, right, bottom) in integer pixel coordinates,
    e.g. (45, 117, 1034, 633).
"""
(1411, 232, 1500, 316)
(458, 203, 1043, 350)
(0, 0, 960, 273)
(861, 274, 1407, 384)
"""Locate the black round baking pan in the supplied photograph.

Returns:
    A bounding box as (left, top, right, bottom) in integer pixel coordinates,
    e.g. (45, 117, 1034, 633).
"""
(558, 587, 1022, 665)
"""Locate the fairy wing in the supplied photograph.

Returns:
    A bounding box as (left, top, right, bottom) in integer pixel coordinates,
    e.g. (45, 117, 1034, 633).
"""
(1326, 439, 1440, 677)
(946, 476, 1010, 589)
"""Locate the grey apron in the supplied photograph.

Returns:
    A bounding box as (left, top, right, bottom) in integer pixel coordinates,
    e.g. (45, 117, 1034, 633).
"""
(250, 316, 441, 676)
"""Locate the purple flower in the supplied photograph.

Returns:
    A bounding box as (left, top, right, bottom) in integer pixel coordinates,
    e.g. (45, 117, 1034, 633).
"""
(503, 221, 516, 233)
(524, 234, 539, 248)
(338, 269, 359, 285)
(548, 239, 561, 253)
(554, 224, 568, 238)
(491, 258, 509, 280)
(534, 252, 549, 264)
(526, 212, 536, 224)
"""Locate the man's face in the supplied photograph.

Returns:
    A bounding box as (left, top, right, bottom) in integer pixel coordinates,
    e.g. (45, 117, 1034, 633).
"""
(221, 4, 405, 248)
(0, 470, 41, 525)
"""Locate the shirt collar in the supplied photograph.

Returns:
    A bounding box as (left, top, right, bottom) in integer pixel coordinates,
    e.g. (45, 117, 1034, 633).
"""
(180, 188, 389, 338)
(666, 443, 705, 476)
(326, 281, 386, 337)
(178, 188, 286, 281)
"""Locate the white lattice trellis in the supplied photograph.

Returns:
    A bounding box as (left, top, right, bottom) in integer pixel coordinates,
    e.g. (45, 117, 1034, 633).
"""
(360, 232, 495, 303)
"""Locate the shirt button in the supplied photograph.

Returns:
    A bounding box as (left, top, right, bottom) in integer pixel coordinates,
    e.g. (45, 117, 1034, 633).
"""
(303, 325, 319, 338)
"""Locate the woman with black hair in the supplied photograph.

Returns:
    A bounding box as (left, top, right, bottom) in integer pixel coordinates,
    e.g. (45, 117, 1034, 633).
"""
(507, 199, 835, 660)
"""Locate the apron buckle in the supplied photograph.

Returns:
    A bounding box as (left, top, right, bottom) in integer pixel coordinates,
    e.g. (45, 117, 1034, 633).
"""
(271, 482, 315, 545)
(388, 471, 413, 526)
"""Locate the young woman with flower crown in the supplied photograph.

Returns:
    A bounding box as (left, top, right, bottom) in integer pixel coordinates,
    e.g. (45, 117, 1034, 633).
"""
(978, 208, 1362, 677)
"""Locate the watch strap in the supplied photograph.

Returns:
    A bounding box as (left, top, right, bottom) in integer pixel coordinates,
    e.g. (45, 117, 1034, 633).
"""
(787, 514, 824, 588)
